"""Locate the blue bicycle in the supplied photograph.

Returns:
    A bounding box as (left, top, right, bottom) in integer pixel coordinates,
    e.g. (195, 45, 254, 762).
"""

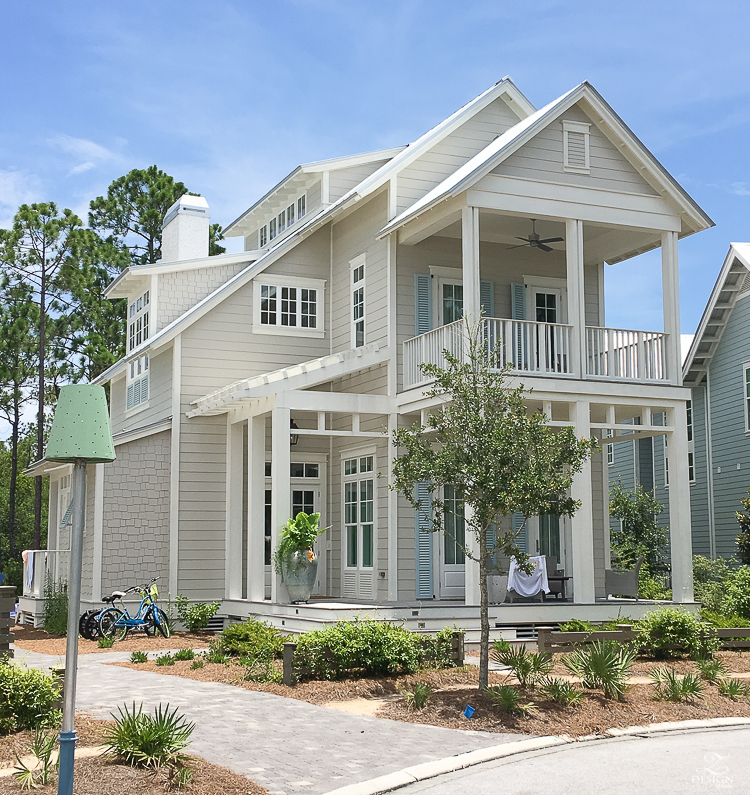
(97, 577, 171, 641)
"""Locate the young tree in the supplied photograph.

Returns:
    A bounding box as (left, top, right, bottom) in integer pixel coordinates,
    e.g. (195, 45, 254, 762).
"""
(609, 482, 669, 571)
(89, 166, 224, 266)
(0, 203, 84, 548)
(391, 324, 596, 690)
(735, 488, 750, 565)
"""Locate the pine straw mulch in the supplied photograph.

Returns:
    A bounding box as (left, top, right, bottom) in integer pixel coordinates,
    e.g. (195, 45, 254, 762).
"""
(0, 716, 266, 795)
(110, 652, 750, 738)
(10, 625, 213, 656)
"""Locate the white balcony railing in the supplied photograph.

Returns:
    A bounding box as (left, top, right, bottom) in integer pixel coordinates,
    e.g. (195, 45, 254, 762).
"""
(22, 550, 70, 598)
(585, 327, 668, 382)
(403, 318, 574, 389)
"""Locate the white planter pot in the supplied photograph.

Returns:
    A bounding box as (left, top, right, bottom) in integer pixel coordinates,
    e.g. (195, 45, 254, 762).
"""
(488, 575, 508, 604)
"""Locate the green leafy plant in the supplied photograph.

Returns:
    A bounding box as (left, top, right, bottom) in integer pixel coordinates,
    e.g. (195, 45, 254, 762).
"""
(204, 642, 228, 665)
(173, 648, 195, 662)
(609, 483, 669, 571)
(42, 573, 68, 637)
(695, 657, 729, 684)
(0, 660, 61, 733)
(241, 650, 282, 683)
(638, 568, 672, 601)
(156, 653, 175, 667)
(700, 610, 750, 628)
(104, 702, 194, 770)
(130, 651, 148, 664)
(722, 567, 750, 620)
(189, 659, 204, 671)
(402, 682, 433, 710)
(13, 727, 58, 790)
(694, 555, 735, 612)
(716, 677, 750, 701)
(735, 489, 750, 564)
(636, 607, 719, 660)
(149, 764, 194, 791)
(218, 618, 285, 659)
(272, 511, 327, 574)
(98, 636, 115, 649)
(486, 684, 536, 716)
(538, 677, 585, 706)
(419, 626, 462, 669)
(650, 667, 704, 703)
(490, 641, 553, 688)
(562, 641, 636, 701)
(174, 595, 220, 632)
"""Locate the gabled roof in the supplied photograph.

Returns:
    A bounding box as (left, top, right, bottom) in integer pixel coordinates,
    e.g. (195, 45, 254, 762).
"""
(683, 243, 750, 385)
(377, 82, 714, 241)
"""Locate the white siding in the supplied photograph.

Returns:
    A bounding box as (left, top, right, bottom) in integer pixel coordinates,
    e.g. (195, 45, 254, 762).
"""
(328, 161, 391, 203)
(110, 348, 173, 437)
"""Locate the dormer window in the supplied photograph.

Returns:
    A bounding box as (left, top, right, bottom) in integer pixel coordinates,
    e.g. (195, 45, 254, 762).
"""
(128, 290, 150, 351)
(257, 192, 307, 249)
(562, 120, 591, 173)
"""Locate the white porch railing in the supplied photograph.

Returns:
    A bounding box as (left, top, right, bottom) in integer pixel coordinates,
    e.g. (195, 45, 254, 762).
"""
(22, 550, 70, 598)
(585, 327, 668, 382)
(403, 318, 574, 389)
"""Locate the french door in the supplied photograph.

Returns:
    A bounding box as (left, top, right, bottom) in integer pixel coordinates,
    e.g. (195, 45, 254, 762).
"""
(342, 454, 375, 600)
(439, 485, 465, 599)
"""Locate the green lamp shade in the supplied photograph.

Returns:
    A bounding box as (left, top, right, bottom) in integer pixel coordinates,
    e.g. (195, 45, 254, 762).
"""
(46, 385, 116, 463)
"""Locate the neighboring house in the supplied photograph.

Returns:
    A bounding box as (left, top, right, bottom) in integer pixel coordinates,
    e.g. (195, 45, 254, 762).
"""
(23, 78, 713, 632)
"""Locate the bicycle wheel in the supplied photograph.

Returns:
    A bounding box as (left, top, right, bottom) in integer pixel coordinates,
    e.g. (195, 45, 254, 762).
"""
(98, 608, 129, 641)
(79, 610, 96, 639)
(151, 607, 171, 639)
(86, 611, 102, 640)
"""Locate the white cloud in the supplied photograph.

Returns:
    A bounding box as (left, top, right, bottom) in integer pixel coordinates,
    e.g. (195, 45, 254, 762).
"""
(0, 170, 43, 228)
(68, 162, 96, 176)
(731, 182, 750, 196)
(46, 133, 121, 177)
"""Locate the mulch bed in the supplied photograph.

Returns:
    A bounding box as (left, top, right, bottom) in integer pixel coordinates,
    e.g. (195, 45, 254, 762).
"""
(10, 625, 212, 656)
(0, 717, 109, 767)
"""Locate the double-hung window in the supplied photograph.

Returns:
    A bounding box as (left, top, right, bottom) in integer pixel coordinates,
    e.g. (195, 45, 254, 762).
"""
(255, 277, 324, 336)
(350, 255, 365, 348)
(126, 290, 151, 411)
(128, 291, 150, 351)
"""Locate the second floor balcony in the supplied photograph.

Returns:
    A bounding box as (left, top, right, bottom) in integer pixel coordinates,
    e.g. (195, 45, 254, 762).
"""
(403, 317, 669, 389)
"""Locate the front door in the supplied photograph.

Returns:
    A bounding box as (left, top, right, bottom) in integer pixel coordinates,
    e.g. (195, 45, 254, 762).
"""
(539, 513, 561, 564)
(439, 485, 465, 599)
(440, 280, 464, 326)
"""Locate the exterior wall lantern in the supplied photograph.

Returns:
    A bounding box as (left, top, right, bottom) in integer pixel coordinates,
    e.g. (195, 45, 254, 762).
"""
(45, 385, 115, 795)
(290, 418, 300, 446)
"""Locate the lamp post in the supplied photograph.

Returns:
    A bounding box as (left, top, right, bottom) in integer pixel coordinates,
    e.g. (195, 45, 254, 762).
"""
(45, 386, 115, 795)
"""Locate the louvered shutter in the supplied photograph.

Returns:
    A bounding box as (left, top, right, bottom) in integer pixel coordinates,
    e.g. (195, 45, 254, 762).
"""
(510, 283, 526, 369)
(414, 482, 434, 599)
(512, 512, 528, 554)
(414, 274, 432, 336)
(126, 383, 135, 410)
(480, 280, 494, 318)
(511, 283, 526, 320)
(141, 375, 149, 402)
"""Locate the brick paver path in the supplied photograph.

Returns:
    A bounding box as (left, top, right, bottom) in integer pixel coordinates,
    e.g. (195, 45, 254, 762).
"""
(14, 648, 523, 795)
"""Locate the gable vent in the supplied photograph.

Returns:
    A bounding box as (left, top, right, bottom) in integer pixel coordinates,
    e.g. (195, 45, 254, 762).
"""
(562, 120, 591, 173)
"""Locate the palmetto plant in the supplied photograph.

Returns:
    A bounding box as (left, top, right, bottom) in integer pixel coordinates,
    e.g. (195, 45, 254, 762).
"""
(562, 641, 636, 701)
(490, 641, 553, 689)
(402, 681, 434, 711)
(130, 651, 148, 664)
(649, 667, 704, 703)
(104, 702, 195, 770)
(486, 684, 536, 716)
(13, 728, 58, 790)
(716, 677, 750, 701)
(538, 677, 585, 706)
(695, 657, 728, 684)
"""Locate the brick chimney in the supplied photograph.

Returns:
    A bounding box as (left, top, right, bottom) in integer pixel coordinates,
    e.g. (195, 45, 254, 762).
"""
(161, 195, 210, 262)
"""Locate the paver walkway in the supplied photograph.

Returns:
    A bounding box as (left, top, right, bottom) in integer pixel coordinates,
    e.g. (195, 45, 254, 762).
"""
(13, 648, 523, 795)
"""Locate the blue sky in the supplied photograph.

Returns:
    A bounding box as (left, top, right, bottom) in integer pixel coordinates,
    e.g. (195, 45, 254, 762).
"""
(2, 0, 750, 335)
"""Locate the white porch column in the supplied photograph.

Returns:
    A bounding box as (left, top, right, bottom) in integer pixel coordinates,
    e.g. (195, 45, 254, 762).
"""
(570, 399, 596, 603)
(462, 206, 481, 324)
(225, 419, 244, 600)
(464, 505, 481, 606)
(92, 463, 104, 603)
(668, 403, 695, 602)
(387, 413, 399, 601)
(661, 231, 682, 386)
(565, 219, 585, 378)
(271, 406, 291, 603)
(247, 414, 266, 603)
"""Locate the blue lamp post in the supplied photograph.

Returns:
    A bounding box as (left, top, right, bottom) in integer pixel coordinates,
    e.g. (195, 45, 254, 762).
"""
(45, 385, 115, 795)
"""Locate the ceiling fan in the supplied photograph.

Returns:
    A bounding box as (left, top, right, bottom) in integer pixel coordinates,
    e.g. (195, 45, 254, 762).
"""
(506, 219, 564, 253)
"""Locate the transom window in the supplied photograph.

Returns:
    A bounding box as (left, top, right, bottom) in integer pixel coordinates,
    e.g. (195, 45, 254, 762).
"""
(128, 290, 150, 351)
(351, 256, 365, 348)
(258, 193, 307, 248)
(344, 455, 374, 570)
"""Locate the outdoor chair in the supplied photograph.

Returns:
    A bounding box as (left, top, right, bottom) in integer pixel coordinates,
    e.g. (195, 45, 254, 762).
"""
(545, 556, 564, 600)
(604, 555, 644, 600)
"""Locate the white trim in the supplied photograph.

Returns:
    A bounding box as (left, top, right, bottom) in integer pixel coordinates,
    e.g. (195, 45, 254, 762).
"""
(523, 275, 568, 325)
(92, 463, 104, 602)
(253, 274, 326, 337)
(113, 417, 172, 447)
(350, 254, 367, 348)
(169, 335, 181, 596)
(743, 361, 750, 434)
(341, 448, 377, 598)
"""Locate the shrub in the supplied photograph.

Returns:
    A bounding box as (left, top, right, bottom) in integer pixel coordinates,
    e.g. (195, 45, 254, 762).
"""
(700, 610, 750, 628)
(717, 677, 750, 701)
(156, 653, 175, 667)
(722, 567, 750, 620)
(650, 668, 704, 703)
(636, 607, 719, 660)
(240, 650, 282, 683)
(419, 626, 461, 669)
(131, 651, 148, 664)
(204, 642, 228, 665)
(562, 641, 635, 701)
(490, 641, 553, 688)
(0, 661, 61, 733)
(558, 616, 635, 633)
(402, 682, 433, 710)
(98, 636, 115, 649)
(694, 555, 735, 612)
(189, 659, 204, 671)
(293, 620, 423, 680)
(638, 569, 672, 601)
(173, 648, 195, 662)
(174, 596, 220, 633)
(537, 677, 585, 706)
(13, 728, 58, 789)
(695, 657, 728, 684)
(486, 684, 535, 716)
(104, 703, 194, 770)
(42, 574, 68, 637)
(218, 618, 285, 659)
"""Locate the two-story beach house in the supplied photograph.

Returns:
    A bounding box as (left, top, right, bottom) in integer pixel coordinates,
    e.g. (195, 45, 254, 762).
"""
(24, 79, 713, 635)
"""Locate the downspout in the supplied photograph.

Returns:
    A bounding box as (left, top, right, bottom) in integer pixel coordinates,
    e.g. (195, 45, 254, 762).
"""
(704, 373, 716, 558)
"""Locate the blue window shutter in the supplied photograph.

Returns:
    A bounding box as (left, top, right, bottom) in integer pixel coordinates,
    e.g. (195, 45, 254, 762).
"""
(512, 512, 528, 554)
(141, 375, 149, 402)
(414, 482, 434, 599)
(414, 274, 432, 335)
(480, 280, 494, 318)
(511, 283, 526, 320)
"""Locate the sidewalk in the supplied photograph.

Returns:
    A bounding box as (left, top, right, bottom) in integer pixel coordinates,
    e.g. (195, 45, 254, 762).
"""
(13, 648, 523, 795)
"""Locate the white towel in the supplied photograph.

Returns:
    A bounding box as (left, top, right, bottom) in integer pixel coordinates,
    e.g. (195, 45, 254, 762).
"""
(507, 555, 550, 597)
(23, 550, 34, 591)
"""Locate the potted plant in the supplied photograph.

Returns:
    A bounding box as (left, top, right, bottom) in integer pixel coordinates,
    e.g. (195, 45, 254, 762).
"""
(272, 512, 327, 603)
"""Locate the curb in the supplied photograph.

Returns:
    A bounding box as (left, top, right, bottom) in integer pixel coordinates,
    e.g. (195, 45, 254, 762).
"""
(322, 718, 750, 795)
